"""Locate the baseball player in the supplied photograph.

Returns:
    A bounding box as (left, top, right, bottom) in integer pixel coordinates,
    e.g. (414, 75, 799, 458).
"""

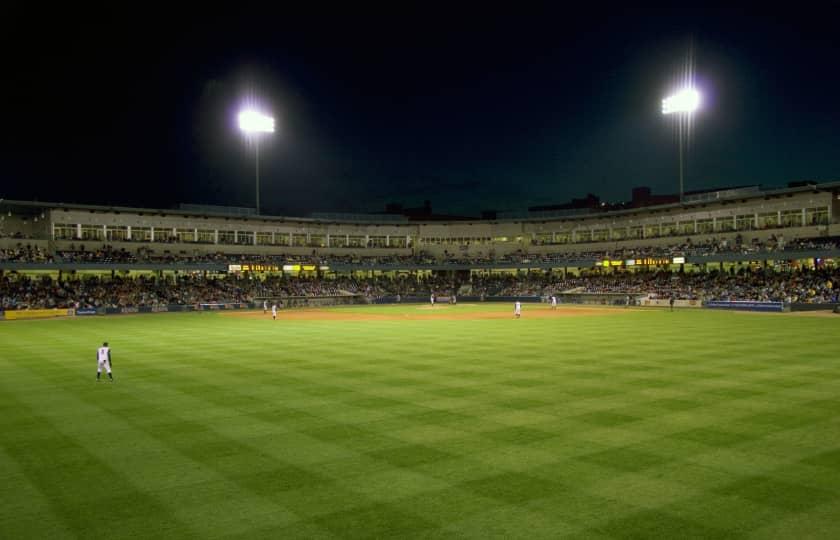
(96, 342, 114, 382)
(550, 295, 557, 310)
(263, 300, 268, 314)
(430, 293, 435, 306)
(514, 300, 522, 319)
(272, 303, 277, 320)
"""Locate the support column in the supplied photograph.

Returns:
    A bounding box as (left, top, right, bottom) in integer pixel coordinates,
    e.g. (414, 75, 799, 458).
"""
(127, 225, 132, 241)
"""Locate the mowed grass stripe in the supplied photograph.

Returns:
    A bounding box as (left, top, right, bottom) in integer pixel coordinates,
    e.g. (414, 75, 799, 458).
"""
(1, 307, 840, 538)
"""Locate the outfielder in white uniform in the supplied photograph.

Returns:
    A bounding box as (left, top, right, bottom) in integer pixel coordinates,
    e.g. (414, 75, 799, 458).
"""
(514, 301, 522, 318)
(96, 342, 114, 382)
(263, 300, 268, 314)
(272, 304, 277, 320)
(550, 295, 557, 310)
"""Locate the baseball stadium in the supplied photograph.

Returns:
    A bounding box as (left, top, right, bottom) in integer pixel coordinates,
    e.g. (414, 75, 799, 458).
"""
(2, 180, 840, 538)
(5, 6, 840, 539)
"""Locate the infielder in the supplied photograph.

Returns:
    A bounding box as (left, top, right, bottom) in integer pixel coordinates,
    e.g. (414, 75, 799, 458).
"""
(514, 300, 522, 318)
(96, 342, 114, 382)
(550, 295, 557, 309)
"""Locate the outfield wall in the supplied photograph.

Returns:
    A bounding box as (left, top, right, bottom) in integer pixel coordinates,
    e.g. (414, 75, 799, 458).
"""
(2, 308, 74, 320)
(704, 300, 786, 312)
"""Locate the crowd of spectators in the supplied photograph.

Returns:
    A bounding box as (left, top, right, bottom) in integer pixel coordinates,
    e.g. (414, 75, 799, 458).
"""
(2, 266, 837, 310)
(0, 234, 833, 267)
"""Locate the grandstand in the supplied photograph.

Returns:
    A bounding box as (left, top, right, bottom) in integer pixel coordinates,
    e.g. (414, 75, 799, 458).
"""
(2, 181, 839, 314)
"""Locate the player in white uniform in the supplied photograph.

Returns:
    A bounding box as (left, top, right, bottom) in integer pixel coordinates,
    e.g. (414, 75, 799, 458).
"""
(430, 294, 435, 306)
(550, 295, 557, 309)
(263, 300, 268, 314)
(272, 304, 277, 320)
(514, 301, 522, 318)
(96, 342, 114, 382)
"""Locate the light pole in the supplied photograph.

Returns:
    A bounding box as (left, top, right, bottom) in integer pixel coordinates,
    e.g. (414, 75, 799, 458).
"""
(662, 88, 700, 202)
(238, 109, 275, 214)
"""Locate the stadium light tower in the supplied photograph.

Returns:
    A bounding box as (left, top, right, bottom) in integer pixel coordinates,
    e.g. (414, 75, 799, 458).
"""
(238, 109, 275, 215)
(662, 87, 701, 202)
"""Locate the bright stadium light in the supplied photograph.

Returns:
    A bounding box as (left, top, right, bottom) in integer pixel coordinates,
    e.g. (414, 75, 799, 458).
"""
(662, 86, 702, 202)
(237, 108, 275, 215)
(238, 110, 275, 133)
(662, 88, 701, 115)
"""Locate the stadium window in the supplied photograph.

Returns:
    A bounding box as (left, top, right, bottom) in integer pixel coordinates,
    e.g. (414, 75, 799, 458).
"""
(218, 230, 235, 244)
(661, 222, 678, 236)
(758, 212, 779, 229)
(644, 224, 660, 238)
(781, 210, 803, 228)
(197, 229, 215, 243)
(535, 233, 552, 244)
(292, 234, 307, 246)
(696, 219, 714, 234)
(348, 235, 365, 247)
(274, 233, 290, 246)
(735, 214, 755, 230)
(805, 207, 828, 225)
(369, 235, 387, 247)
(679, 221, 695, 234)
(81, 225, 104, 241)
(716, 217, 735, 232)
(132, 227, 151, 241)
(554, 232, 571, 244)
(106, 226, 128, 241)
(256, 232, 273, 245)
(628, 226, 643, 239)
(176, 228, 195, 243)
(330, 235, 347, 248)
(53, 224, 77, 240)
(237, 231, 254, 245)
(390, 236, 406, 248)
(593, 229, 609, 241)
(309, 234, 326, 247)
(611, 228, 626, 240)
(153, 229, 170, 242)
(575, 230, 592, 243)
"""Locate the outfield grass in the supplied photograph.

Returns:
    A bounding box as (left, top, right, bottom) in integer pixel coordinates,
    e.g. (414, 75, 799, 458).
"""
(1, 305, 839, 539)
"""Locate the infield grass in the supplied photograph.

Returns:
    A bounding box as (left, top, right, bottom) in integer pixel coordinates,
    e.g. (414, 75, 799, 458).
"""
(1, 304, 839, 539)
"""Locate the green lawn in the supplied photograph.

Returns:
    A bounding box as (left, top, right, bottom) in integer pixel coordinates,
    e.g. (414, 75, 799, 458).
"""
(1, 305, 839, 539)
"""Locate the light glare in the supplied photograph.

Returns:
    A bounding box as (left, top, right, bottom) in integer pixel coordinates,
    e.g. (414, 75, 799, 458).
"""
(238, 110, 275, 133)
(662, 88, 701, 115)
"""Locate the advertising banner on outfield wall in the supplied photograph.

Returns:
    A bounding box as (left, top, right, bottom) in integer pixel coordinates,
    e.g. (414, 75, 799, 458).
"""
(4, 308, 73, 320)
(704, 301, 785, 312)
(642, 298, 701, 308)
(0, 310, 4, 320)
(75, 308, 98, 316)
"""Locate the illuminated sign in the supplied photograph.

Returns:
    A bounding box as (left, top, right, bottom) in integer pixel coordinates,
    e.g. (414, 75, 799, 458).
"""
(240, 264, 280, 272)
(283, 264, 301, 272)
(229, 263, 283, 272)
(634, 258, 671, 266)
(672, 256, 685, 264)
(301, 265, 316, 271)
(598, 258, 673, 267)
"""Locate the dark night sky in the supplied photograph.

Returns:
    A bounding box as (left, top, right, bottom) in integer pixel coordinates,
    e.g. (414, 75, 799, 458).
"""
(3, 5, 840, 217)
